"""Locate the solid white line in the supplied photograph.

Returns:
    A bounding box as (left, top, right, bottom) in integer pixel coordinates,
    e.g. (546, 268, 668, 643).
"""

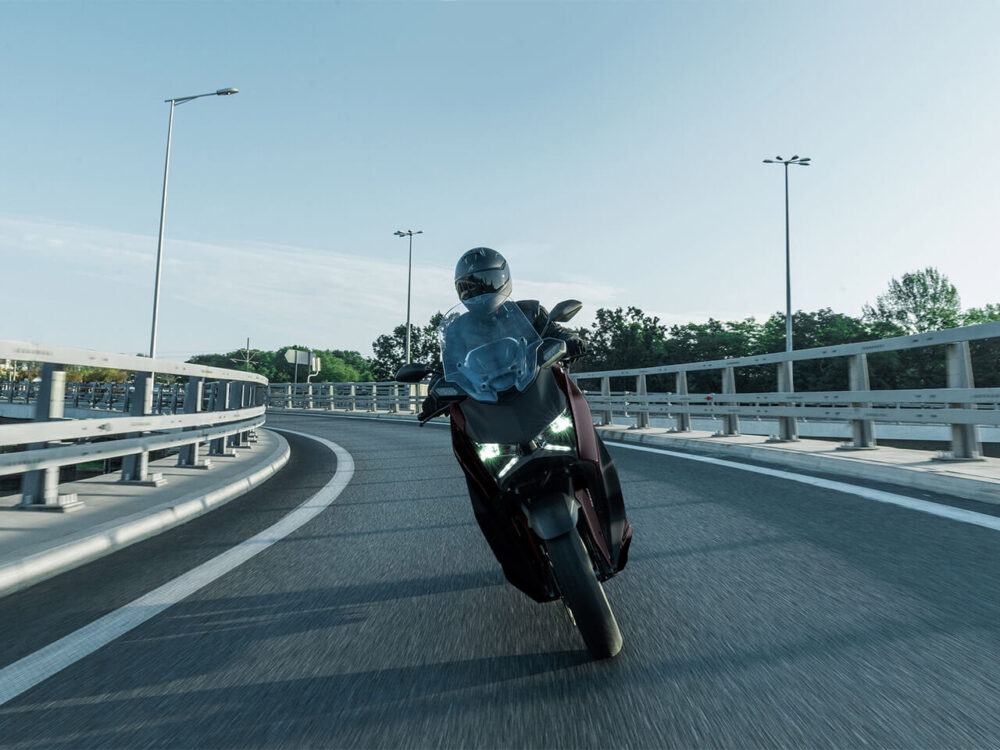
(0, 429, 354, 707)
(606, 441, 1000, 533)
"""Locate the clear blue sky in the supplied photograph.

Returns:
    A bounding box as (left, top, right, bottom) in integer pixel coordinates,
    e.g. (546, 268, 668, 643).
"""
(2, 1, 998, 359)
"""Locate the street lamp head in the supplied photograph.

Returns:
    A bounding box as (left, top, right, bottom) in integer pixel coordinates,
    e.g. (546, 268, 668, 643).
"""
(763, 159, 775, 163)
(216, 88, 239, 96)
(394, 231, 406, 237)
(415, 230, 423, 235)
(790, 155, 799, 161)
(775, 155, 783, 161)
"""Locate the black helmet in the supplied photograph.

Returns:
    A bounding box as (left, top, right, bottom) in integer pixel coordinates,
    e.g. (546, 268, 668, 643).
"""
(454, 247, 512, 307)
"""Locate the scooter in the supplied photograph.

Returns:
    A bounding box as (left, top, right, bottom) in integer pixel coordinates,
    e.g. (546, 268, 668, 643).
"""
(397, 299, 632, 658)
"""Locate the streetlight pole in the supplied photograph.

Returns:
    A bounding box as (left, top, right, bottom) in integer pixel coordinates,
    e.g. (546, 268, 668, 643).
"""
(394, 229, 423, 364)
(762, 155, 810, 353)
(149, 87, 238, 359)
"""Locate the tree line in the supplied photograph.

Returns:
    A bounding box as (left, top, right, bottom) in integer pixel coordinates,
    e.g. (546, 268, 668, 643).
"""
(14, 267, 992, 391)
(365, 267, 1000, 393)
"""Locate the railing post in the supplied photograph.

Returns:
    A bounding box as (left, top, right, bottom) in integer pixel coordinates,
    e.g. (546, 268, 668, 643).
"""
(770, 361, 799, 442)
(633, 374, 650, 429)
(599, 377, 612, 426)
(284, 383, 292, 409)
(327, 384, 336, 411)
(20, 363, 81, 511)
(941, 341, 983, 461)
(228, 381, 250, 449)
(238, 382, 252, 448)
(306, 383, 314, 410)
(671, 371, 691, 432)
(838, 354, 876, 450)
(349, 383, 357, 411)
(121, 372, 165, 486)
(714, 366, 740, 436)
(210, 381, 236, 457)
(177, 377, 211, 469)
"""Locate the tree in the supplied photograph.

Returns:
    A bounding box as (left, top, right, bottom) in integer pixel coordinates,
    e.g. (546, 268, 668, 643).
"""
(862, 267, 961, 333)
(962, 304, 1000, 326)
(187, 346, 374, 383)
(370, 313, 444, 381)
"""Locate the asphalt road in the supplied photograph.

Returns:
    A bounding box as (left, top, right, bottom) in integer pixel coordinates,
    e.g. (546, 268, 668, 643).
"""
(2, 413, 1000, 748)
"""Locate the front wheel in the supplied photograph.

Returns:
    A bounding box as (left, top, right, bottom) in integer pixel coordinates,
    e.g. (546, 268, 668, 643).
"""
(545, 530, 623, 658)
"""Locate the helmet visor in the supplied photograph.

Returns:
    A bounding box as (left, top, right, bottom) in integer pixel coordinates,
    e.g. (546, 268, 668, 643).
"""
(456, 267, 510, 302)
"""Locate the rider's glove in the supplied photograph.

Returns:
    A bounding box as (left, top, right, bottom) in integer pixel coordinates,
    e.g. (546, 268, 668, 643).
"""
(418, 373, 445, 421)
(418, 395, 438, 421)
(565, 336, 588, 358)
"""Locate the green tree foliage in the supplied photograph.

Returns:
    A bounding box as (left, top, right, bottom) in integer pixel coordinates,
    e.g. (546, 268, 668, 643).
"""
(964, 304, 1000, 387)
(370, 313, 444, 381)
(187, 346, 374, 383)
(65, 366, 129, 383)
(364, 267, 1000, 395)
(862, 267, 961, 333)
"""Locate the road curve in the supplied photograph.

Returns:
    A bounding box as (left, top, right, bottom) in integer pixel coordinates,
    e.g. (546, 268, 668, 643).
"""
(2, 413, 1000, 748)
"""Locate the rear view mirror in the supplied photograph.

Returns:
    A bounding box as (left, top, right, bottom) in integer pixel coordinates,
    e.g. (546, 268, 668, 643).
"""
(549, 299, 582, 323)
(537, 338, 567, 369)
(395, 363, 433, 382)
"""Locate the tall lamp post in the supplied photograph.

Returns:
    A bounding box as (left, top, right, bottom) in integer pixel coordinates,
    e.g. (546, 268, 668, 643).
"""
(394, 229, 423, 364)
(762, 155, 810, 353)
(149, 87, 238, 359)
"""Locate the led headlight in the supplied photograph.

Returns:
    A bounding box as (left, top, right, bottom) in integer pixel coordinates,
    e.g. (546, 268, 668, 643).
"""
(474, 441, 522, 478)
(535, 409, 577, 452)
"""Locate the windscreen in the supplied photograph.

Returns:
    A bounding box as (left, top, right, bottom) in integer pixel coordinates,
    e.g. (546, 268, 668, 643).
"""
(439, 301, 543, 403)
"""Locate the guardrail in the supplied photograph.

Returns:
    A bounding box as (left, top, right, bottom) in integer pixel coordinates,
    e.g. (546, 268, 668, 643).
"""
(266, 382, 425, 414)
(266, 321, 1000, 462)
(572, 321, 1000, 460)
(1, 340, 268, 511)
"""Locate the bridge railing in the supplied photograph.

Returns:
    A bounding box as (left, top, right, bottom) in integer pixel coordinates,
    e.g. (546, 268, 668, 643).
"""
(572, 321, 1000, 460)
(0, 340, 268, 511)
(266, 382, 426, 414)
(265, 321, 1000, 461)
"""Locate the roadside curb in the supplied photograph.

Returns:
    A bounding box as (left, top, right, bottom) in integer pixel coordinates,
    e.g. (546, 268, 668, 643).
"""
(597, 427, 1000, 507)
(0, 430, 291, 599)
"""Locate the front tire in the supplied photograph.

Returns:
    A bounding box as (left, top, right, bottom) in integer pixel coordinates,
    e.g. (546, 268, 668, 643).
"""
(545, 529, 622, 658)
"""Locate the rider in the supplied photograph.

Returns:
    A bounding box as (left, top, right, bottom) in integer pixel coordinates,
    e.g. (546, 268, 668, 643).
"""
(419, 247, 587, 420)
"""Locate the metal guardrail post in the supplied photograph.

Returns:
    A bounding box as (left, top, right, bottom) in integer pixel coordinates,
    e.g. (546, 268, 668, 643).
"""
(671, 371, 691, 432)
(284, 384, 292, 409)
(349, 384, 357, 411)
(942, 341, 983, 461)
(236, 383, 252, 448)
(327, 384, 336, 411)
(20, 364, 81, 511)
(306, 383, 314, 410)
(599, 377, 612, 425)
(121, 372, 165, 486)
(210, 381, 236, 457)
(771, 361, 799, 442)
(177, 377, 211, 469)
(715, 366, 740, 436)
(228, 382, 250, 449)
(838, 354, 876, 450)
(633, 374, 650, 429)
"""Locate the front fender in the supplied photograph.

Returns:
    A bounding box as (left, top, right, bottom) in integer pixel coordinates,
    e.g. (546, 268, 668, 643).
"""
(521, 492, 580, 540)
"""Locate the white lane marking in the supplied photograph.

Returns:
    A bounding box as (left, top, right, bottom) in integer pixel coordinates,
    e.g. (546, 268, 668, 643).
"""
(606, 441, 1000, 533)
(0, 429, 353, 707)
